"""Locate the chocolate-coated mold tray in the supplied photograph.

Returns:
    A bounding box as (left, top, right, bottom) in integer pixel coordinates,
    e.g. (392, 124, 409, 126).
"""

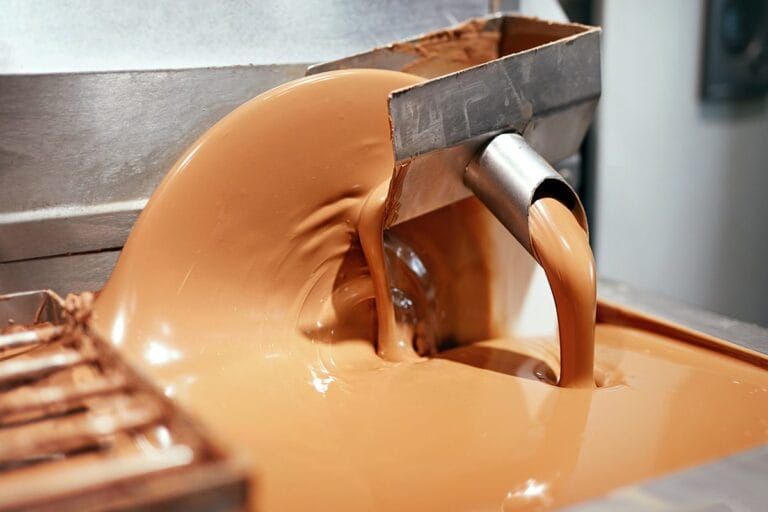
(0, 290, 248, 512)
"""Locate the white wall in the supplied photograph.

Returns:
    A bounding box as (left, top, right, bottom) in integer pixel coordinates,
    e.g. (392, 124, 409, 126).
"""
(595, 0, 768, 326)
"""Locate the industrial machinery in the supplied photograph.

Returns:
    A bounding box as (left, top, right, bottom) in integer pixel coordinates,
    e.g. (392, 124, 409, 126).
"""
(0, 1, 766, 510)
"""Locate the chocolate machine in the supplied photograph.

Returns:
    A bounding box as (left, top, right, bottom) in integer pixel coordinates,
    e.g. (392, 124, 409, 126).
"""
(1, 0, 766, 510)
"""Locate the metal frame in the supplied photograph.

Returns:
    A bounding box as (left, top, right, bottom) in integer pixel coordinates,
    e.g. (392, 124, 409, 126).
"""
(599, 278, 768, 356)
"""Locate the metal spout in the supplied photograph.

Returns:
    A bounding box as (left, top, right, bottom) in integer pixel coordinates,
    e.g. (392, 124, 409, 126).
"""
(308, 13, 600, 253)
(465, 133, 587, 256)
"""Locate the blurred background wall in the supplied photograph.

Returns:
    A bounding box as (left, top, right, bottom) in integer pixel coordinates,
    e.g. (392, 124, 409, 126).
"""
(593, 0, 768, 326)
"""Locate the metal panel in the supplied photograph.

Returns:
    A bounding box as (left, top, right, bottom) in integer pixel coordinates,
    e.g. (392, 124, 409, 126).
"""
(0, 251, 120, 295)
(599, 278, 768, 354)
(0, 200, 145, 263)
(0, 65, 306, 262)
(387, 24, 600, 162)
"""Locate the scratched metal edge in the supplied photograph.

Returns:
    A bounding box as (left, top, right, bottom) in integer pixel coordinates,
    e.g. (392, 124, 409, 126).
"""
(0, 203, 144, 263)
(388, 26, 602, 162)
(307, 13, 602, 164)
(598, 278, 768, 355)
(0, 251, 120, 296)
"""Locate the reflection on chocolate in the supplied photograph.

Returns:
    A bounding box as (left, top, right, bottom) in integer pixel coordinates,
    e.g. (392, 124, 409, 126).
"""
(92, 70, 768, 511)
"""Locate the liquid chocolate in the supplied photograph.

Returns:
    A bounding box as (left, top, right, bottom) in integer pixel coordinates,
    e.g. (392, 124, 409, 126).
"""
(91, 69, 768, 511)
(529, 197, 596, 387)
(359, 181, 417, 362)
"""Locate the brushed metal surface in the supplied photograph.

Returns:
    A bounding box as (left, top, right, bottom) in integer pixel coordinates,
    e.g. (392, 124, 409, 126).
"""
(387, 21, 600, 163)
(0, 251, 120, 296)
(599, 278, 768, 354)
(465, 133, 586, 255)
(311, 15, 600, 162)
(0, 65, 306, 263)
(0, 200, 145, 263)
